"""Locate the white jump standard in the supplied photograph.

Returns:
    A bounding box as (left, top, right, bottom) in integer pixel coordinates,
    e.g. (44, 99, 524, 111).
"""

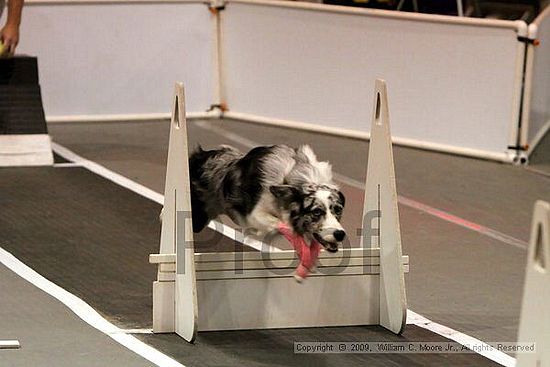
(150, 80, 409, 342)
(516, 200, 550, 367)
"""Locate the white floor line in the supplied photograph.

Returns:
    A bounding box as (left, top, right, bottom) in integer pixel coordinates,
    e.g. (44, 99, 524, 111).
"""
(0, 247, 185, 367)
(406, 310, 515, 367)
(52, 142, 165, 205)
(195, 120, 259, 148)
(195, 120, 518, 366)
(51, 132, 516, 366)
(115, 328, 154, 334)
(51, 143, 282, 253)
(53, 162, 82, 168)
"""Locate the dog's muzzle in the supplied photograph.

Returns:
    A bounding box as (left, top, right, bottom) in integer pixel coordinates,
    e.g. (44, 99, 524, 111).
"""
(314, 229, 346, 253)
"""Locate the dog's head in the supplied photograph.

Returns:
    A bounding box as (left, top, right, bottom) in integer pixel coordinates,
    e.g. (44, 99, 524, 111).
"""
(270, 183, 346, 252)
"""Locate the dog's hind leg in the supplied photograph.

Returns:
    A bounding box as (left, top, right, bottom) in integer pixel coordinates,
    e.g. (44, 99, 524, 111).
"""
(191, 192, 211, 233)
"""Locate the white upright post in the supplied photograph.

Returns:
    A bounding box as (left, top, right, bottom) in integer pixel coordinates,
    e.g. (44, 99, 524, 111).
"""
(517, 200, 550, 367)
(158, 83, 198, 342)
(360, 79, 407, 334)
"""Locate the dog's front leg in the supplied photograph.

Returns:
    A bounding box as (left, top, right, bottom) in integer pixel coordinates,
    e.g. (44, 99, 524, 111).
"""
(244, 194, 282, 238)
(246, 210, 280, 237)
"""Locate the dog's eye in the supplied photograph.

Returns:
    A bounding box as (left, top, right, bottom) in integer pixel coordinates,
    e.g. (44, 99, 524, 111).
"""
(333, 206, 343, 215)
(312, 208, 324, 217)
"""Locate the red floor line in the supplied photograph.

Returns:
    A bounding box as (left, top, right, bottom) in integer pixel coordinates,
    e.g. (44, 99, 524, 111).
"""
(396, 196, 528, 249)
(197, 122, 529, 250)
(332, 172, 528, 250)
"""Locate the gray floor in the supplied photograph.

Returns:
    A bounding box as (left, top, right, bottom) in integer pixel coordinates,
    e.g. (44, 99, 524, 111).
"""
(47, 118, 550, 346)
(0, 158, 502, 367)
(135, 325, 503, 367)
(2, 116, 544, 366)
(0, 264, 155, 367)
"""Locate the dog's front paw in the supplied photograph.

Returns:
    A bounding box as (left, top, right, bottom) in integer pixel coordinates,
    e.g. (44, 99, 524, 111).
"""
(159, 207, 164, 222)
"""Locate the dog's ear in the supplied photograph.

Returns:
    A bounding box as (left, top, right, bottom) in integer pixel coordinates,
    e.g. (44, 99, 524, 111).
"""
(337, 190, 346, 207)
(270, 185, 299, 204)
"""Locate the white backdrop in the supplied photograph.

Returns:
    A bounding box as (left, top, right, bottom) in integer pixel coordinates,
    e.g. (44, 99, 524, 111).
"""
(222, 1, 524, 160)
(5, 0, 535, 161)
(11, 1, 213, 118)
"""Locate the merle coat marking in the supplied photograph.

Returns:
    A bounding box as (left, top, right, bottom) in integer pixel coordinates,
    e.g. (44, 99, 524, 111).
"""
(189, 144, 346, 251)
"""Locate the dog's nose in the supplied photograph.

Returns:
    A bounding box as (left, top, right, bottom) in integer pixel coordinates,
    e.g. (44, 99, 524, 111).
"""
(333, 230, 346, 242)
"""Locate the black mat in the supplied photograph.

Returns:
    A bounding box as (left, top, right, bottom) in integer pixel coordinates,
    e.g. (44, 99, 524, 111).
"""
(138, 325, 501, 367)
(0, 57, 48, 135)
(0, 166, 502, 366)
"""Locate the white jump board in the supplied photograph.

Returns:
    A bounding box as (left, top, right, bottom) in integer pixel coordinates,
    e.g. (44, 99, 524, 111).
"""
(150, 249, 409, 331)
(198, 272, 379, 331)
(0, 135, 53, 167)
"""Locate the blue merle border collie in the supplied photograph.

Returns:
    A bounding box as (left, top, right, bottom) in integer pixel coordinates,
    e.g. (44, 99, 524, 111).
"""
(189, 144, 346, 252)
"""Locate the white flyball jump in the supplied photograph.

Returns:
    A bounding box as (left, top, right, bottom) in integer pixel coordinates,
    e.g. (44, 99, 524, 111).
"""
(516, 200, 550, 367)
(149, 80, 409, 342)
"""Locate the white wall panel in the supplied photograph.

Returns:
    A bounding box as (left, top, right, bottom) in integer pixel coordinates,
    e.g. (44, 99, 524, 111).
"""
(527, 8, 550, 147)
(222, 2, 523, 158)
(12, 2, 213, 117)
